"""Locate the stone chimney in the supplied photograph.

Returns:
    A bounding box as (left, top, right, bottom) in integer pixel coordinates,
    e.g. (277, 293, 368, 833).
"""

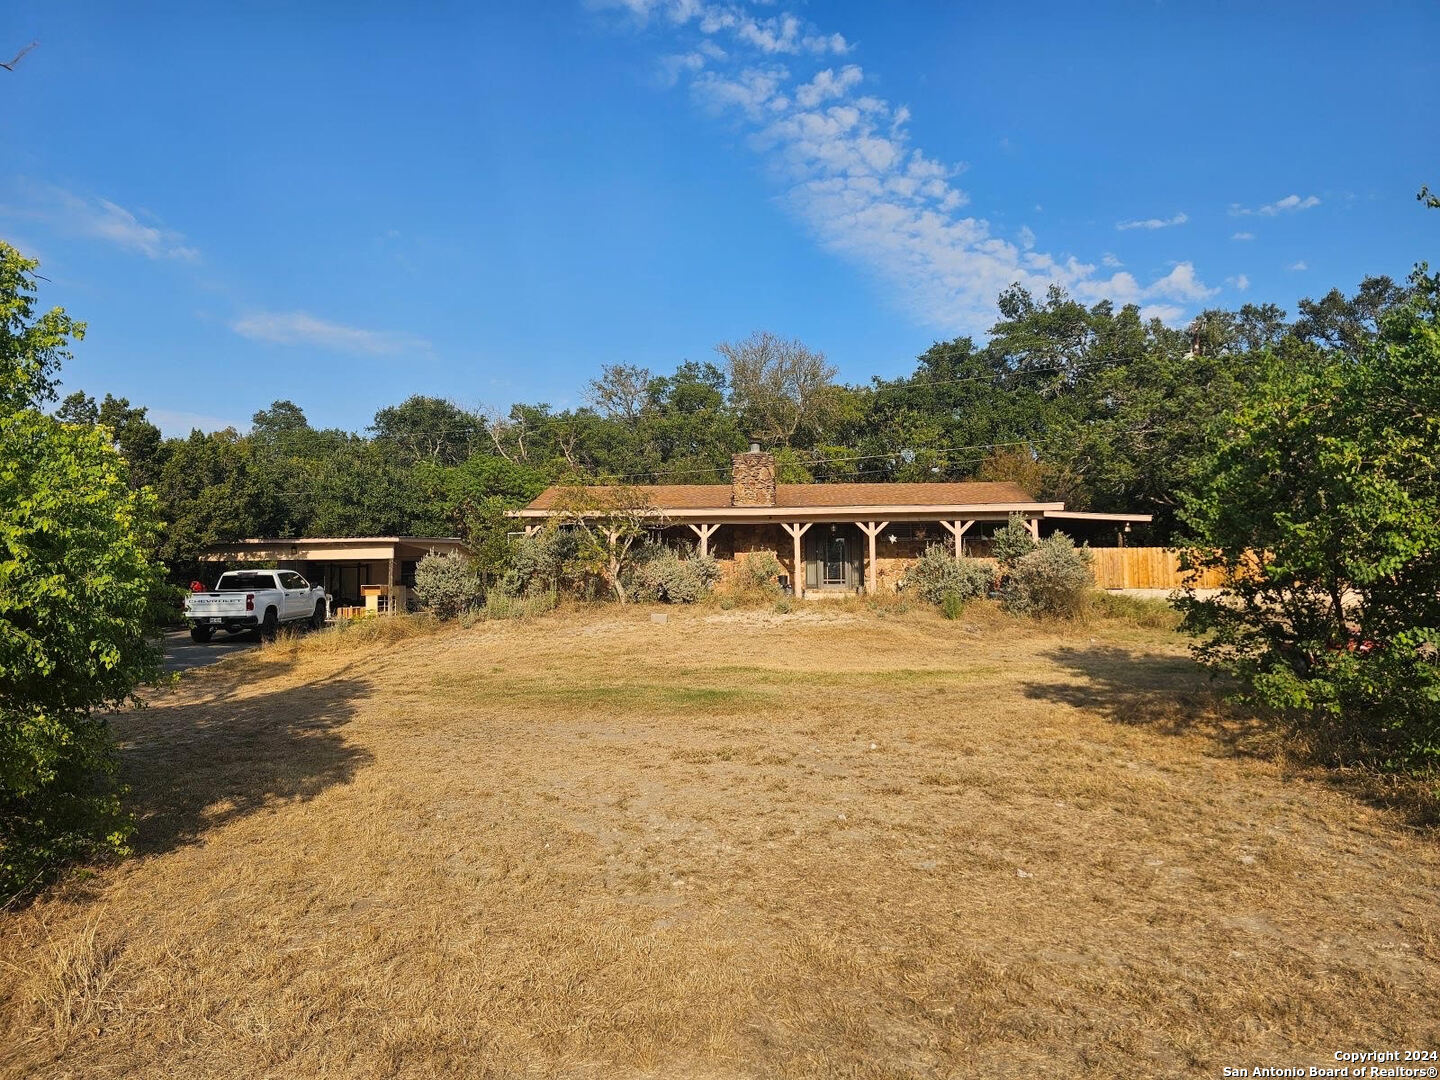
(731, 442, 776, 507)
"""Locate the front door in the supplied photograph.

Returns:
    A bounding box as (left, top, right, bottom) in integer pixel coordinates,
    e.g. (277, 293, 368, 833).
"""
(823, 535, 848, 586)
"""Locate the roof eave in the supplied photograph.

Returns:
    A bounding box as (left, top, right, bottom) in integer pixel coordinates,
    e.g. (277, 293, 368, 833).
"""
(508, 501, 1065, 520)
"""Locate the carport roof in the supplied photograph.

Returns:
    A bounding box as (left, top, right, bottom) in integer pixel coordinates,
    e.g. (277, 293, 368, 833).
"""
(199, 537, 473, 561)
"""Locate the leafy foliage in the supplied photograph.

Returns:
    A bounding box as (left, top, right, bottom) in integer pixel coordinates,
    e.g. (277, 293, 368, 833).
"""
(630, 544, 721, 604)
(0, 244, 165, 902)
(1001, 534, 1094, 618)
(990, 514, 1039, 569)
(898, 545, 993, 606)
(499, 530, 578, 600)
(1178, 267, 1440, 768)
(551, 485, 659, 603)
(413, 553, 483, 619)
(728, 551, 786, 602)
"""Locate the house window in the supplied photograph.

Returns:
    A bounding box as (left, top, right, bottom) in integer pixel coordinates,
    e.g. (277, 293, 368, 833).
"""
(400, 560, 418, 587)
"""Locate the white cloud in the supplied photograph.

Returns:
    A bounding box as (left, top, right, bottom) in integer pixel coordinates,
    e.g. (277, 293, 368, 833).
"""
(1116, 211, 1188, 231)
(1231, 193, 1321, 217)
(794, 65, 862, 108)
(1231, 231, 1254, 241)
(659, 50, 709, 85)
(606, 2, 1216, 332)
(231, 311, 430, 355)
(593, 0, 848, 54)
(2, 185, 198, 260)
(1288, 260, 1308, 271)
(1226, 274, 1250, 291)
(1138, 304, 1186, 325)
(1101, 252, 1122, 267)
(1142, 262, 1218, 303)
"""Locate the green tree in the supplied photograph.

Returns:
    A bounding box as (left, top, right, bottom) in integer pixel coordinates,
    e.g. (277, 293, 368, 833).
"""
(1178, 266, 1440, 769)
(551, 484, 658, 603)
(372, 395, 483, 467)
(717, 331, 838, 447)
(0, 244, 166, 901)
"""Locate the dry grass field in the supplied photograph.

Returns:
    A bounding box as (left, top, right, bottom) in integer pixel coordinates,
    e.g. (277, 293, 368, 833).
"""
(3, 602, 1438, 1079)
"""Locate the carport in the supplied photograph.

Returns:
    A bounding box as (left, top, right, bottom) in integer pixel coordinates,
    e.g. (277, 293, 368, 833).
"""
(200, 536, 473, 615)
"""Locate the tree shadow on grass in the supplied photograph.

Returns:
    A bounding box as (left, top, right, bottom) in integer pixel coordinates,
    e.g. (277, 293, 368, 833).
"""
(115, 660, 375, 856)
(1022, 645, 1268, 756)
(1025, 645, 1440, 828)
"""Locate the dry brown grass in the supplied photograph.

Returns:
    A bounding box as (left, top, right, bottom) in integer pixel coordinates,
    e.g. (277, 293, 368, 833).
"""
(3, 602, 1438, 1078)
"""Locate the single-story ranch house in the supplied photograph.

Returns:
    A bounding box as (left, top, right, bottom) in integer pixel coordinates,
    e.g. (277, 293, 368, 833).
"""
(511, 447, 1153, 597)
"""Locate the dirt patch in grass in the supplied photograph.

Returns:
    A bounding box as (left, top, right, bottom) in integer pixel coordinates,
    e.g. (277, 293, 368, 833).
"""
(2, 603, 1438, 1078)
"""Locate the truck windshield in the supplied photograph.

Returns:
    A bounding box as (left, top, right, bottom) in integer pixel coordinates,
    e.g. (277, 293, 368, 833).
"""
(215, 572, 275, 590)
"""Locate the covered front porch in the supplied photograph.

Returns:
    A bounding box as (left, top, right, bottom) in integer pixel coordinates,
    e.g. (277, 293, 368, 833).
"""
(663, 513, 1040, 597)
(525, 510, 1077, 598)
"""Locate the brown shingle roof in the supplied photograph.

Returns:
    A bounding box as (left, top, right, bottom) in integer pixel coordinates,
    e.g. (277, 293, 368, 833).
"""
(523, 481, 1035, 511)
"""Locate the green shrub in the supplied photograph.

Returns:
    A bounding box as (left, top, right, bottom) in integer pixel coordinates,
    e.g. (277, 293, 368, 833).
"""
(991, 514, 1039, 569)
(1177, 272, 1440, 770)
(1, 244, 167, 903)
(940, 593, 965, 620)
(1001, 534, 1094, 618)
(774, 596, 794, 614)
(729, 551, 786, 602)
(630, 544, 721, 604)
(898, 544, 993, 607)
(499, 530, 577, 598)
(413, 552, 482, 619)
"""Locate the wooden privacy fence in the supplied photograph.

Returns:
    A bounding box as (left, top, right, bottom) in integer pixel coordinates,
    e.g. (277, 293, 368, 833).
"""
(1088, 547, 1229, 590)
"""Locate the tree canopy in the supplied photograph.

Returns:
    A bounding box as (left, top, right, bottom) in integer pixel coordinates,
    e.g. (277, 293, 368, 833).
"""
(0, 243, 167, 901)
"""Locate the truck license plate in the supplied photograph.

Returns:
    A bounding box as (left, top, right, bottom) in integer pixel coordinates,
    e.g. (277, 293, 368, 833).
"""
(207, 617, 222, 624)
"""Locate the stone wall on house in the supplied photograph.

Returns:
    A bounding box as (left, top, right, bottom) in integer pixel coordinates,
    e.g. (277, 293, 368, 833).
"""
(873, 536, 931, 592)
(731, 451, 776, 507)
(712, 523, 798, 586)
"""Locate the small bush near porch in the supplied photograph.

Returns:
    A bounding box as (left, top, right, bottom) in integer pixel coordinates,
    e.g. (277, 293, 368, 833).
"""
(898, 544, 993, 606)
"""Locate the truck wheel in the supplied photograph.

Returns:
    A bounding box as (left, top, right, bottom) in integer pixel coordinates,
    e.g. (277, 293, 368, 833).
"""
(310, 601, 326, 630)
(190, 626, 213, 644)
(260, 608, 278, 641)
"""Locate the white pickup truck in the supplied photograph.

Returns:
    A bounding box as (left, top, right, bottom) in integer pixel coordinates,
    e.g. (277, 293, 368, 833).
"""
(184, 570, 328, 643)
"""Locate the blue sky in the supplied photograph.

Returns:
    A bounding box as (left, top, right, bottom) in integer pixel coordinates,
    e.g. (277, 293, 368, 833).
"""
(2, 1, 1436, 435)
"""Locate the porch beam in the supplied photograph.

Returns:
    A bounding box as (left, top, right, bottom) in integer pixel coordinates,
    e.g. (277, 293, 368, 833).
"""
(856, 520, 889, 594)
(939, 519, 974, 560)
(779, 522, 814, 598)
(686, 521, 719, 559)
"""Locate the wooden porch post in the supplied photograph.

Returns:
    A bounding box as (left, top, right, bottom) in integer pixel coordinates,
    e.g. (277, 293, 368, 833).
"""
(1025, 517, 1040, 540)
(779, 522, 813, 598)
(686, 522, 719, 559)
(856, 521, 889, 594)
(523, 524, 541, 538)
(939, 519, 974, 560)
(386, 554, 397, 616)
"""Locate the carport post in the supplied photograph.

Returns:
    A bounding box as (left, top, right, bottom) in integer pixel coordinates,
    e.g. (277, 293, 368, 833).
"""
(387, 555, 397, 615)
